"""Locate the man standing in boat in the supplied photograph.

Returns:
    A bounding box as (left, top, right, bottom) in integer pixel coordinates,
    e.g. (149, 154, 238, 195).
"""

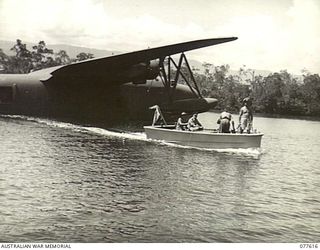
(239, 97, 253, 133)
(187, 113, 203, 131)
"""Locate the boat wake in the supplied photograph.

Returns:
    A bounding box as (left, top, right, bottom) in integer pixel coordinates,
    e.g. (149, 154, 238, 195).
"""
(1, 115, 263, 156)
(0, 115, 147, 141)
(156, 140, 263, 157)
(82, 127, 147, 141)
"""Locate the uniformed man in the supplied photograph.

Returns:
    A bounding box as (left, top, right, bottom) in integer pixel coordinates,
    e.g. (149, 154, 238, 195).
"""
(239, 97, 253, 133)
(217, 109, 233, 133)
(187, 113, 203, 131)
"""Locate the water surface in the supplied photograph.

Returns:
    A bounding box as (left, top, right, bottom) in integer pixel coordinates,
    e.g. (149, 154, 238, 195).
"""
(0, 113, 319, 242)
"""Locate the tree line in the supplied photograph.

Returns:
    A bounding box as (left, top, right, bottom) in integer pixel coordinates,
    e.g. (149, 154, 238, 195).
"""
(0, 39, 94, 73)
(1, 39, 320, 117)
(193, 63, 320, 117)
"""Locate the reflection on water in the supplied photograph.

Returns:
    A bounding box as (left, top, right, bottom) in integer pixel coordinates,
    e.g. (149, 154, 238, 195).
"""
(0, 114, 319, 242)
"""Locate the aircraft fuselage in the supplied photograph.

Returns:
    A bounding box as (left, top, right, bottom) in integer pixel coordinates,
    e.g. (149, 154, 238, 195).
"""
(0, 71, 203, 125)
(0, 74, 48, 115)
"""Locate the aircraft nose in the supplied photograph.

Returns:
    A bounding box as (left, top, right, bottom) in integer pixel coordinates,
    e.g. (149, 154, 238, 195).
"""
(203, 97, 218, 110)
(160, 97, 218, 114)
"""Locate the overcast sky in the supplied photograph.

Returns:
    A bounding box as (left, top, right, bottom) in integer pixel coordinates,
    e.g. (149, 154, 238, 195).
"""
(0, 0, 319, 74)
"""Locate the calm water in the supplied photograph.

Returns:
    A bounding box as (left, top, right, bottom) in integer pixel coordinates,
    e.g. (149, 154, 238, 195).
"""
(0, 112, 319, 243)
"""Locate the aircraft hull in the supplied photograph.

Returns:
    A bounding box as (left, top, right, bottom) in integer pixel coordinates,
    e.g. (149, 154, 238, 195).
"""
(0, 75, 216, 126)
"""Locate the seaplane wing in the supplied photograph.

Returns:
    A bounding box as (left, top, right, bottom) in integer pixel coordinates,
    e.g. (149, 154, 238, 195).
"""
(48, 37, 237, 81)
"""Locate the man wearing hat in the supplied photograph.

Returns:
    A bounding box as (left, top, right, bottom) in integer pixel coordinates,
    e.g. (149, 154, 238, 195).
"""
(176, 112, 188, 130)
(239, 97, 253, 133)
(217, 107, 234, 133)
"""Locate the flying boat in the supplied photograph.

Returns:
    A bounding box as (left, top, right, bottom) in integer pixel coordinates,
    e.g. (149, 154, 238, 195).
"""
(0, 37, 237, 125)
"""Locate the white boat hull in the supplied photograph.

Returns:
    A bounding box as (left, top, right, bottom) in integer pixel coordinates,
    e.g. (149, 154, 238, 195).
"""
(144, 125, 263, 149)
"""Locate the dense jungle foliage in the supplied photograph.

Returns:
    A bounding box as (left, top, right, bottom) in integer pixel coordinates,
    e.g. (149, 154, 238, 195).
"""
(1, 39, 320, 117)
(193, 64, 320, 116)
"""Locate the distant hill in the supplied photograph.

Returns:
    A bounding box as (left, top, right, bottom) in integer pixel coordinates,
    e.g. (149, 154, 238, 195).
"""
(0, 40, 121, 58)
(229, 69, 273, 77)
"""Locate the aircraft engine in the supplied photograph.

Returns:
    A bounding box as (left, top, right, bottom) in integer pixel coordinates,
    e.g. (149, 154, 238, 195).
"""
(120, 60, 160, 84)
(147, 59, 160, 79)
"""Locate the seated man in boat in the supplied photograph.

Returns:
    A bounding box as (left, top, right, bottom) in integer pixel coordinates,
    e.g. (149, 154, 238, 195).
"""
(217, 108, 234, 133)
(176, 112, 188, 130)
(187, 113, 203, 131)
(239, 97, 253, 134)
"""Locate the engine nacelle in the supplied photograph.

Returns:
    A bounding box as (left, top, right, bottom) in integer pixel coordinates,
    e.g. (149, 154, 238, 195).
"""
(119, 59, 160, 84)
